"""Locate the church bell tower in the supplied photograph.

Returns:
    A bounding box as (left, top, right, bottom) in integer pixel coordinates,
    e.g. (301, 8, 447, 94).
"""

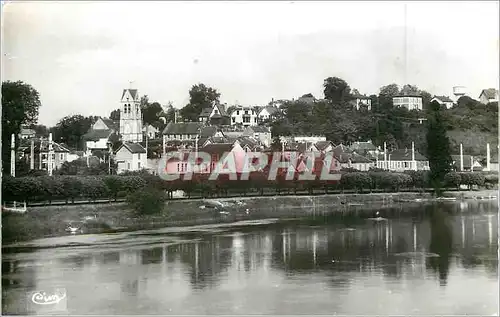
(119, 86, 143, 143)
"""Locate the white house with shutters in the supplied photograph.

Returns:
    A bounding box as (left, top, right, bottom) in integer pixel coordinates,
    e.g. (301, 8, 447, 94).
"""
(230, 106, 258, 126)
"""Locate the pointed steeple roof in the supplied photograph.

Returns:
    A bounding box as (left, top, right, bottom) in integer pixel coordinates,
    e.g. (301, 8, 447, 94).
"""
(121, 89, 139, 101)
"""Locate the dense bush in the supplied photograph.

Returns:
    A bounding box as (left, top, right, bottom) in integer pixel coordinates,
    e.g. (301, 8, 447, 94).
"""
(484, 173, 499, 189)
(126, 188, 168, 215)
(1, 170, 496, 204)
(444, 172, 461, 189)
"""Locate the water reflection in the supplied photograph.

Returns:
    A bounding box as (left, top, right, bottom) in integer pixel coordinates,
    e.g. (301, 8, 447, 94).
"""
(427, 207, 453, 286)
(2, 202, 498, 315)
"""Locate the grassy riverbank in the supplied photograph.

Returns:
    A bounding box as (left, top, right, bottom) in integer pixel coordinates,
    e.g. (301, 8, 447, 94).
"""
(2, 190, 497, 245)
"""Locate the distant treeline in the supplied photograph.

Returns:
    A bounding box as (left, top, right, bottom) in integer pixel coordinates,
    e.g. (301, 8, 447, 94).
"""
(2, 169, 497, 204)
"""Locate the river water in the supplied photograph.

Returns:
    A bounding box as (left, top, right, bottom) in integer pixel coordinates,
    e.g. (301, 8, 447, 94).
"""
(2, 200, 498, 315)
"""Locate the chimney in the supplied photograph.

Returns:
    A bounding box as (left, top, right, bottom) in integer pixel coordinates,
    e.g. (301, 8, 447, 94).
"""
(460, 143, 464, 171)
(487, 143, 491, 171)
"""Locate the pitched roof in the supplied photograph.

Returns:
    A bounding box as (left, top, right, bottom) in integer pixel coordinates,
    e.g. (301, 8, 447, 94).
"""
(349, 153, 373, 163)
(332, 144, 351, 157)
(83, 129, 114, 141)
(315, 141, 333, 151)
(201, 143, 234, 154)
(432, 95, 454, 103)
(117, 142, 146, 154)
(235, 136, 259, 148)
(479, 88, 499, 99)
(258, 106, 279, 116)
(121, 89, 139, 101)
(199, 103, 229, 118)
(101, 118, 118, 130)
(349, 141, 377, 152)
(23, 140, 70, 153)
(388, 149, 427, 161)
(200, 126, 218, 138)
(163, 122, 202, 135)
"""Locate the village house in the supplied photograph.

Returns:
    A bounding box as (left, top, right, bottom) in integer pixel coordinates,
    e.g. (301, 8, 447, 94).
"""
(242, 126, 272, 147)
(83, 117, 119, 157)
(257, 106, 279, 122)
(478, 88, 499, 104)
(230, 105, 259, 126)
(350, 94, 372, 110)
(451, 155, 483, 172)
(392, 95, 423, 111)
(22, 138, 71, 171)
(162, 122, 203, 141)
(348, 140, 383, 159)
(198, 102, 230, 125)
(143, 124, 160, 139)
(336, 152, 374, 171)
(114, 142, 147, 174)
(376, 148, 429, 172)
(431, 95, 455, 109)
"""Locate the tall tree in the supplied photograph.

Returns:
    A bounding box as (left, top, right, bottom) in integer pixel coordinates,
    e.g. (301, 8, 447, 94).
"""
(32, 124, 49, 137)
(400, 84, 419, 95)
(109, 109, 120, 121)
(378, 83, 400, 111)
(2, 81, 42, 174)
(426, 101, 453, 194)
(323, 77, 351, 105)
(180, 83, 221, 122)
(143, 101, 163, 127)
(53, 115, 97, 150)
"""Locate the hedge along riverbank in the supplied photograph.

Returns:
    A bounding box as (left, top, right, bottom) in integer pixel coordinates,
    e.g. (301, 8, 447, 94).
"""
(1, 170, 497, 204)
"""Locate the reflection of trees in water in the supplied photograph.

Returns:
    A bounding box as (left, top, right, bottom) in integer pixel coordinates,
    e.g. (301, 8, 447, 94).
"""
(141, 248, 163, 265)
(60, 254, 92, 270)
(427, 206, 453, 286)
(2, 260, 37, 289)
(163, 237, 236, 290)
(98, 251, 120, 265)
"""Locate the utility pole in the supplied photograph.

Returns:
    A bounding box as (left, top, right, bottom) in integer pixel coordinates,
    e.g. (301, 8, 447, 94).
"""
(460, 143, 464, 171)
(10, 134, 16, 177)
(145, 127, 149, 170)
(30, 139, 34, 170)
(48, 133, 54, 176)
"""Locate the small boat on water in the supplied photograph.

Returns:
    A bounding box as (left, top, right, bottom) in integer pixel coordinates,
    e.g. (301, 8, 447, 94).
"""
(2, 201, 27, 214)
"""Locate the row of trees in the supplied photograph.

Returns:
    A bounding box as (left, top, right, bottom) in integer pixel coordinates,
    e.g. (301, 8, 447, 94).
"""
(2, 170, 496, 204)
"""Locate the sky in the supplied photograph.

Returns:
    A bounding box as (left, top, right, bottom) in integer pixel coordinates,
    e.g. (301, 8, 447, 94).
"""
(2, 1, 499, 126)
